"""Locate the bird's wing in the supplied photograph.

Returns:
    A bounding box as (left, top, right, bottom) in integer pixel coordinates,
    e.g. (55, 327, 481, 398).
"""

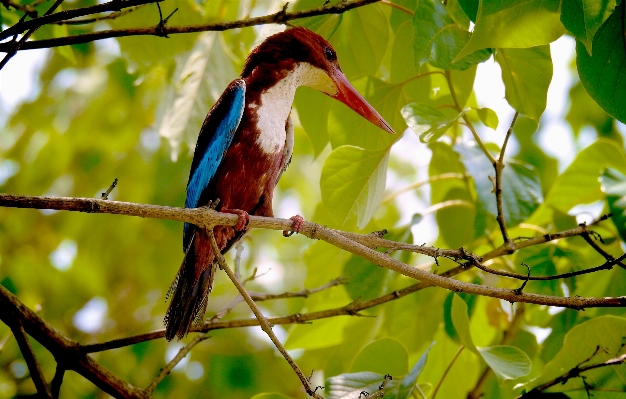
(183, 79, 246, 249)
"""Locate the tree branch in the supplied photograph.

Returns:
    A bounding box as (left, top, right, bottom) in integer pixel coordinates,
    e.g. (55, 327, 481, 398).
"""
(0, 0, 382, 52)
(206, 229, 323, 399)
(10, 316, 52, 398)
(1, 194, 624, 310)
(494, 112, 519, 247)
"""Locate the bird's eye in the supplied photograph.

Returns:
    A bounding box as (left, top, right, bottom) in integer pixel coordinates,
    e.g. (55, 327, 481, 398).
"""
(324, 47, 336, 62)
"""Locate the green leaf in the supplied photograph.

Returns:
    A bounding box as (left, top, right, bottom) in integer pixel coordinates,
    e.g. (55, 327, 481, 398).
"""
(332, 4, 389, 78)
(52, 24, 76, 65)
(455, 0, 565, 60)
(343, 255, 388, 301)
(545, 139, 626, 213)
(451, 294, 477, 352)
(401, 103, 467, 142)
(601, 168, 626, 242)
(457, 143, 543, 227)
(496, 46, 553, 121)
(157, 32, 237, 160)
(292, 0, 342, 38)
(395, 342, 435, 399)
(328, 77, 405, 151)
(477, 346, 531, 381)
(321, 146, 389, 228)
(452, 297, 531, 381)
(351, 338, 409, 377)
(457, 0, 479, 21)
(413, 0, 491, 71)
(561, 0, 618, 54)
(524, 316, 626, 393)
(476, 107, 499, 130)
(295, 88, 331, 157)
(576, 1, 626, 124)
(326, 372, 399, 399)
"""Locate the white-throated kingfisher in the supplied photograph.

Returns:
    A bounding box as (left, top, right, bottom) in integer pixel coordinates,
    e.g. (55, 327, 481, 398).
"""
(164, 27, 394, 340)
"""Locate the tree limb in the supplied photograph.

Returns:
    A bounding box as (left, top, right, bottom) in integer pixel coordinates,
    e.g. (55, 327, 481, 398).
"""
(0, 0, 382, 52)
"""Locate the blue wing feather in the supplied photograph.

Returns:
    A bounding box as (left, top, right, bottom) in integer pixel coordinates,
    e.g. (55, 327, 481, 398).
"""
(183, 79, 246, 249)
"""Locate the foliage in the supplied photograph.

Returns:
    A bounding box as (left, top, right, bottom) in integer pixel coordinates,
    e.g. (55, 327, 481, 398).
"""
(1, 0, 626, 398)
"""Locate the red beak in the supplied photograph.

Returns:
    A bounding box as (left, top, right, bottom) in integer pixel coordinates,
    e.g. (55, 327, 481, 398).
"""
(329, 70, 395, 134)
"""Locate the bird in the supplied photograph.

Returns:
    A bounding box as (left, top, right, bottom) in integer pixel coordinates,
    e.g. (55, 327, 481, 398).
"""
(164, 26, 394, 341)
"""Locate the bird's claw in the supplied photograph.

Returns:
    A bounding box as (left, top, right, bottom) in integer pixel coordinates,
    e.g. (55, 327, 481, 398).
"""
(223, 208, 249, 231)
(283, 215, 304, 237)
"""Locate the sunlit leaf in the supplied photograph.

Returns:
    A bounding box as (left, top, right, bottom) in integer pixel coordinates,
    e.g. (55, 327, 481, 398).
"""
(401, 103, 467, 142)
(157, 32, 237, 160)
(413, 0, 491, 71)
(477, 346, 531, 381)
(351, 338, 408, 376)
(600, 168, 626, 242)
(561, 0, 618, 54)
(496, 46, 552, 122)
(395, 342, 435, 399)
(523, 316, 626, 393)
(576, 1, 626, 124)
(321, 146, 389, 228)
(455, 0, 564, 60)
(476, 107, 499, 130)
(457, 143, 543, 227)
(545, 139, 626, 213)
(450, 294, 477, 351)
(326, 372, 399, 399)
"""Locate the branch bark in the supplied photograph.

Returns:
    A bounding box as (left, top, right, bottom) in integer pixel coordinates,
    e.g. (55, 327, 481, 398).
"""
(0, 0, 382, 52)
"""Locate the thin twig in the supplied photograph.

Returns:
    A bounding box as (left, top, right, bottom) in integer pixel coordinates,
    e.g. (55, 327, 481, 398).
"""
(206, 230, 323, 399)
(0, 0, 160, 40)
(382, 173, 468, 203)
(0, 0, 65, 70)
(494, 112, 519, 246)
(431, 346, 464, 399)
(0, 0, 38, 17)
(520, 353, 626, 397)
(0, 0, 382, 52)
(582, 232, 626, 270)
(100, 178, 118, 200)
(444, 70, 495, 164)
(50, 365, 65, 399)
(11, 316, 52, 398)
(145, 333, 210, 393)
(54, 6, 146, 25)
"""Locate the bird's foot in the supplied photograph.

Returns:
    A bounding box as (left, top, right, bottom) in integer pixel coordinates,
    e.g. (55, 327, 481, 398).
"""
(222, 208, 249, 231)
(283, 215, 304, 237)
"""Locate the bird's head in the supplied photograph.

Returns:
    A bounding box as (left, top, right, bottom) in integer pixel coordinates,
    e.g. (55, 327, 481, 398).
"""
(242, 27, 395, 134)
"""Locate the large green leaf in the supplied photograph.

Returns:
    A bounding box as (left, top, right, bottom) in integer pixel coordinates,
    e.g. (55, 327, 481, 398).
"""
(343, 255, 389, 301)
(451, 294, 477, 351)
(326, 372, 399, 399)
(295, 88, 331, 157)
(523, 316, 626, 393)
(545, 139, 626, 213)
(455, 0, 565, 60)
(451, 295, 531, 381)
(328, 77, 405, 151)
(413, 0, 491, 71)
(600, 168, 626, 242)
(401, 103, 467, 142)
(477, 346, 531, 381)
(321, 146, 390, 228)
(351, 338, 409, 377)
(457, 143, 543, 227)
(576, 1, 626, 124)
(561, 0, 619, 54)
(495, 46, 553, 122)
(395, 342, 435, 399)
(156, 32, 237, 160)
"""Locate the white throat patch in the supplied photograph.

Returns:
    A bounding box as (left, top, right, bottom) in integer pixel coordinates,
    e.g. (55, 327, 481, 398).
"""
(251, 62, 336, 154)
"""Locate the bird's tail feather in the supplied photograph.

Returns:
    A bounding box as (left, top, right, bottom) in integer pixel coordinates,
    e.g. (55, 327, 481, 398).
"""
(164, 231, 216, 341)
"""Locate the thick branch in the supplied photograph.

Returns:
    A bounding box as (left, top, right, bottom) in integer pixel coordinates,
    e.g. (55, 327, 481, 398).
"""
(0, 285, 148, 399)
(1, 194, 624, 310)
(0, 0, 381, 52)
